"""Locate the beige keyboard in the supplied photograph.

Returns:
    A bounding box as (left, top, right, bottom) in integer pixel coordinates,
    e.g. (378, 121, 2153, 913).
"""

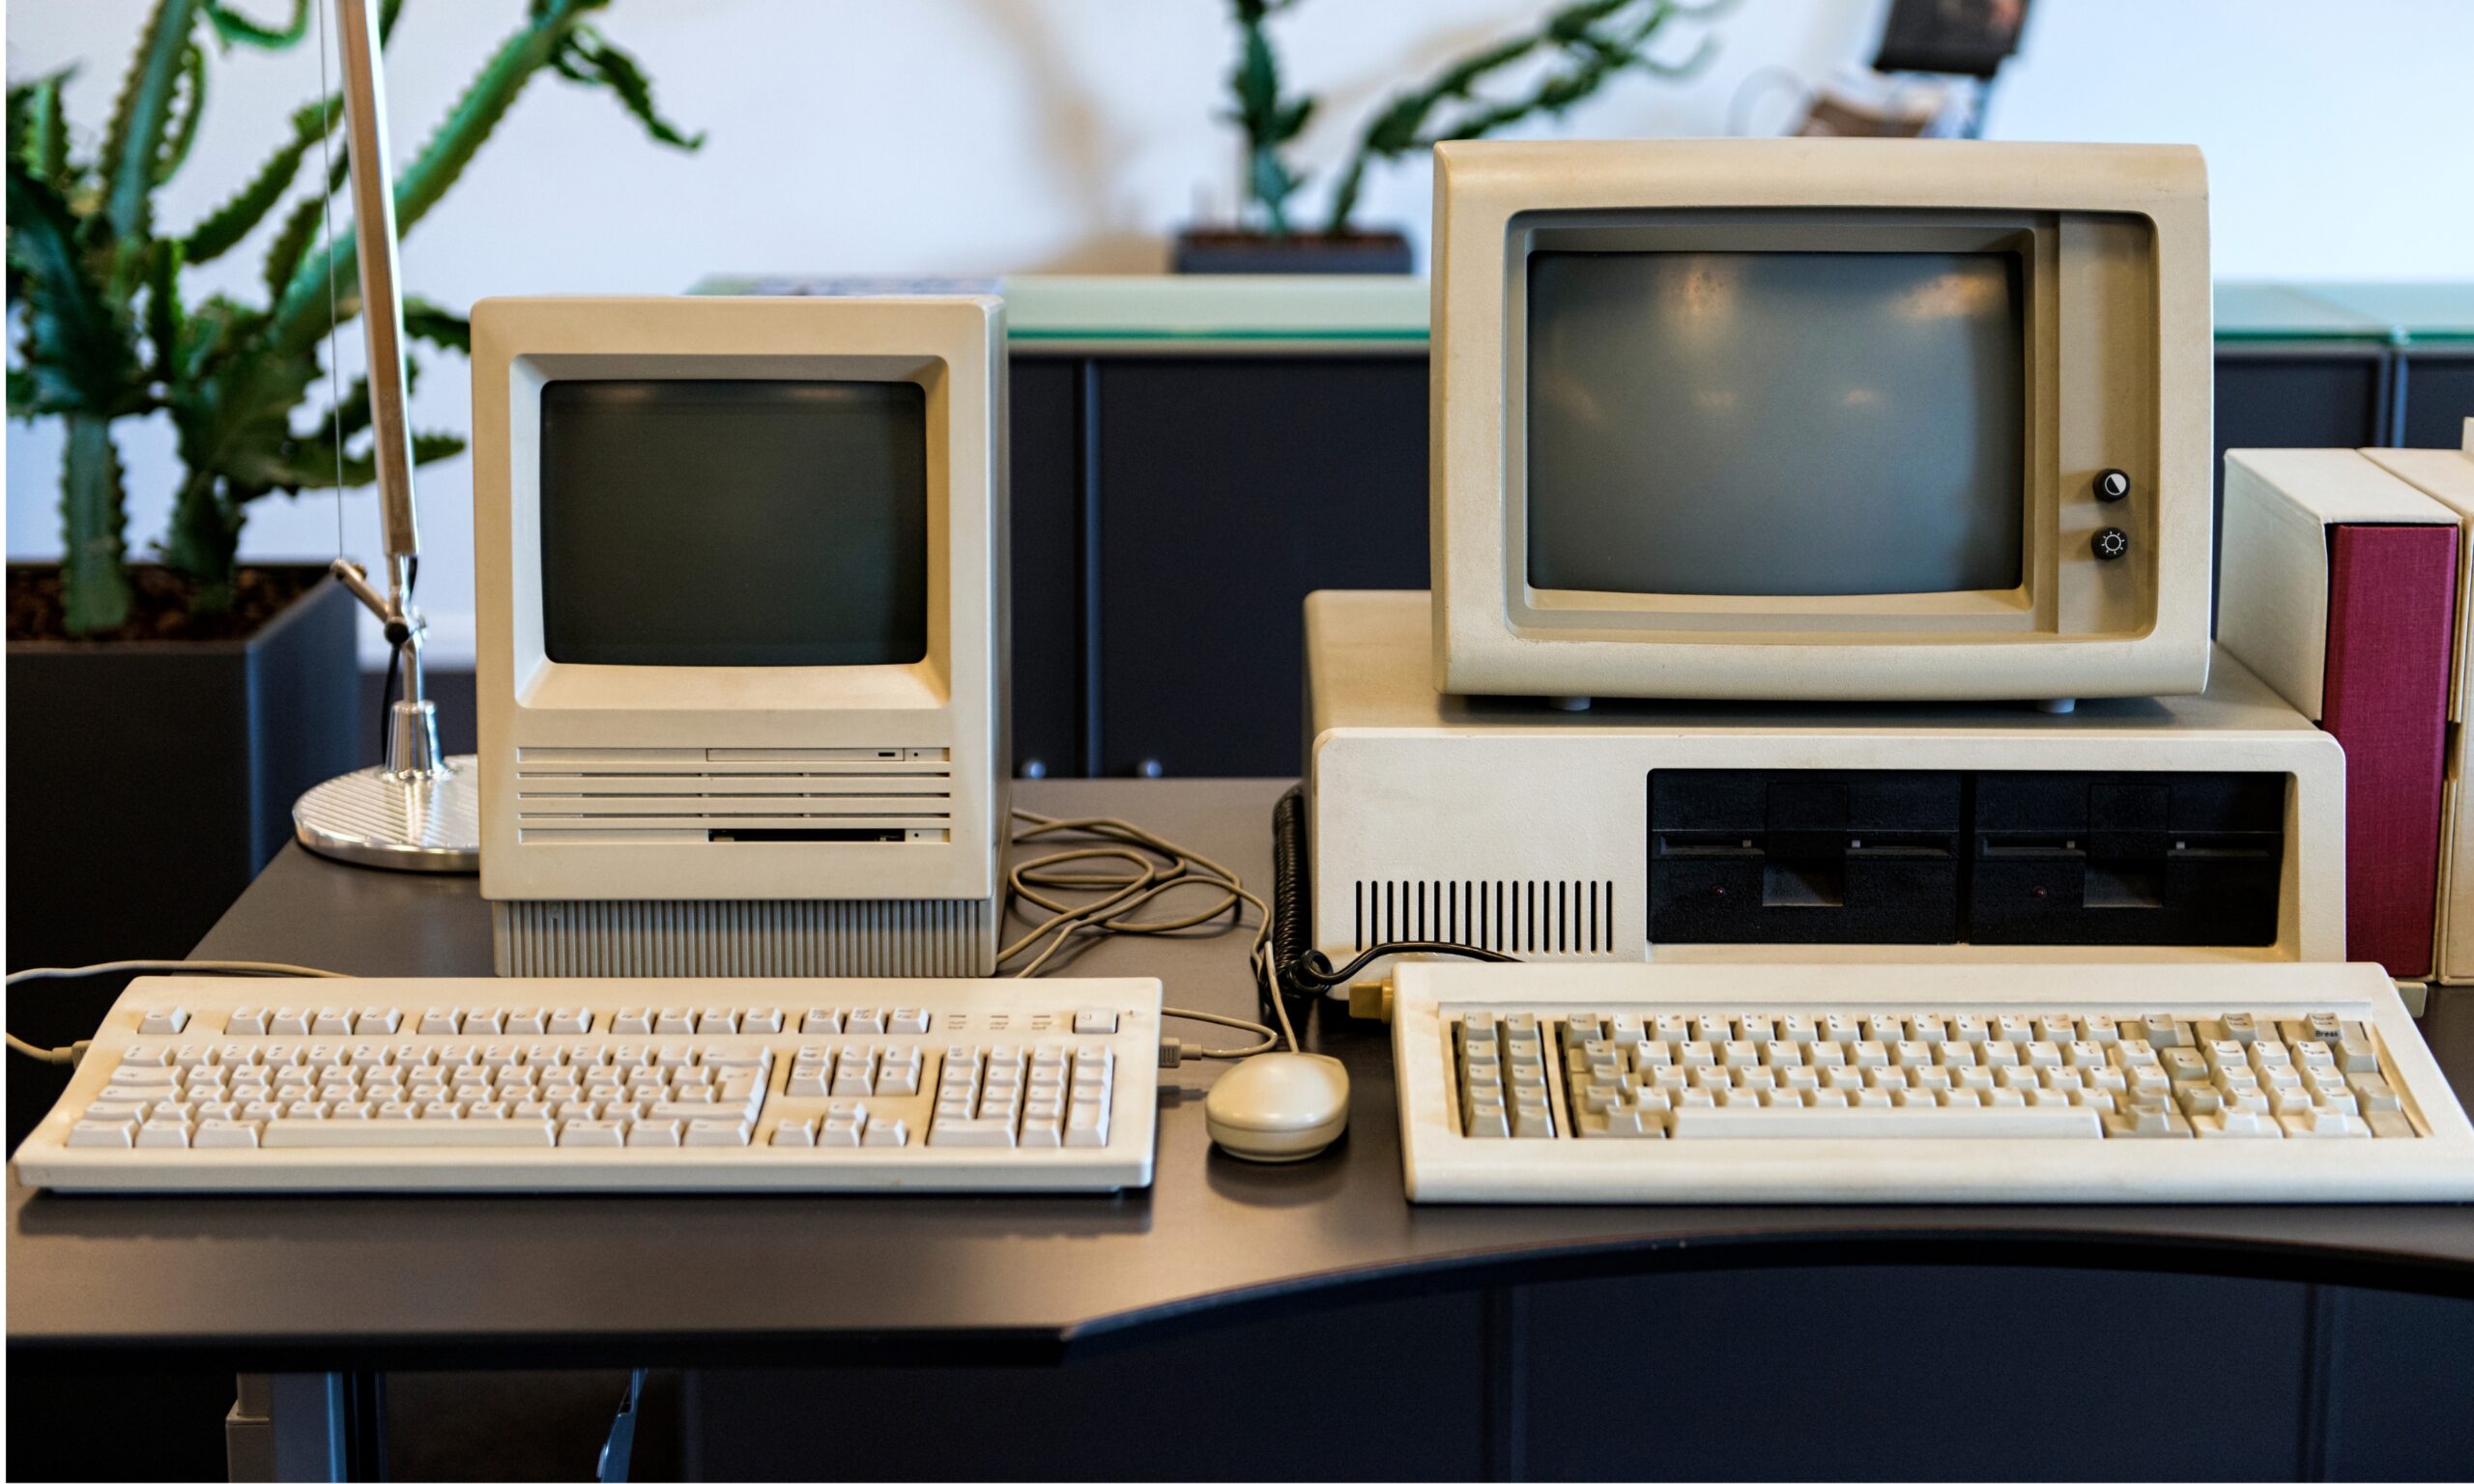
(14, 976, 1160, 1193)
(1394, 961, 2474, 1203)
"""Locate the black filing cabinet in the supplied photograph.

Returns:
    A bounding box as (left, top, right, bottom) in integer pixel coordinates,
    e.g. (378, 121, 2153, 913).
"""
(1009, 359, 1085, 780)
(2400, 349, 2474, 450)
(1091, 355, 1429, 778)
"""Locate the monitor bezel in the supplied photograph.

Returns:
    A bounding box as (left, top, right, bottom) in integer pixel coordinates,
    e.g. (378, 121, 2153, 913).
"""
(507, 349, 957, 711)
(1429, 138, 2213, 703)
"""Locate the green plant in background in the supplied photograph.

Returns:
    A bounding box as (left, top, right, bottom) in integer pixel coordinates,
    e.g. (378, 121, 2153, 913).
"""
(6, 0, 702, 635)
(1219, 0, 1731, 240)
(1225, 0, 1314, 235)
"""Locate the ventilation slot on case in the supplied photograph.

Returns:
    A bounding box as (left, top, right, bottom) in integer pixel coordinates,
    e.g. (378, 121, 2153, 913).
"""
(513, 746, 953, 842)
(1353, 880, 1615, 956)
(493, 898, 994, 977)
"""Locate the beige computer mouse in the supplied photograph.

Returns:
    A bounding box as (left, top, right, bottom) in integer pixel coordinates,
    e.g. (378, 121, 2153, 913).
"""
(1204, 1053, 1351, 1162)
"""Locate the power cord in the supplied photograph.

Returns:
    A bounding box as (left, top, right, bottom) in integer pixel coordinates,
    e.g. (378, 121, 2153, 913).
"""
(1000, 808, 1297, 1058)
(6, 959, 347, 1064)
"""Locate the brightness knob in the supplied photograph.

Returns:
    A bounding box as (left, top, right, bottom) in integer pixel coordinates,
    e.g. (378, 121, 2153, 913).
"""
(2092, 527, 2130, 561)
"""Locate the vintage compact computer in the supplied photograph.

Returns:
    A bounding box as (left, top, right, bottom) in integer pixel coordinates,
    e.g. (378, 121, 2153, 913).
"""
(1310, 139, 2474, 1200)
(471, 296, 1010, 978)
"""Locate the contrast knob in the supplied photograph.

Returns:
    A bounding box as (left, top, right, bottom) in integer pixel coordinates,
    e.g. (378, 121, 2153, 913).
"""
(2094, 469, 2132, 502)
(2093, 527, 2130, 561)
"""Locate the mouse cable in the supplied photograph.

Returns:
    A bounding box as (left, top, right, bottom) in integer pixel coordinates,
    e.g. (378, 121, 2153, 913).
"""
(7, 959, 348, 1064)
(1000, 808, 1296, 1057)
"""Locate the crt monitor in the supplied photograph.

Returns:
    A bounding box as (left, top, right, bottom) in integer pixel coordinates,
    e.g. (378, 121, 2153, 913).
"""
(473, 296, 1007, 977)
(1430, 138, 2212, 705)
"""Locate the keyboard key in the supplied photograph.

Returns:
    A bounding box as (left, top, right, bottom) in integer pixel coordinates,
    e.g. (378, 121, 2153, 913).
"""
(266, 1119, 557, 1148)
(684, 1117, 752, 1148)
(139, 1007, 189, 1036)
(193, 1119, 262, 1149)
(67, 1121, 135, 1149)
(932, 1118, 1018, 1148)
(623, 1119, 679, 1148)
(1671, 1105, 2100, 1139)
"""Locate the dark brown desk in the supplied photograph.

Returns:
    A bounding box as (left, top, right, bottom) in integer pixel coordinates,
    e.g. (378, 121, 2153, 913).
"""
(12, 779, 2474, 1480)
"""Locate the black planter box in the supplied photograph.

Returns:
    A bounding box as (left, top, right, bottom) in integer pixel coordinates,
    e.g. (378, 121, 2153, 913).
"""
(6, 565, 359, 1143)
(1172, 227, 1414, 274)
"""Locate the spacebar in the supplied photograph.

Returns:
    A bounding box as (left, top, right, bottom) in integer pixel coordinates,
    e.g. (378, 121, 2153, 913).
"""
(1668, 1106, 2102, 1139)
(261, 1121, 557, 1148)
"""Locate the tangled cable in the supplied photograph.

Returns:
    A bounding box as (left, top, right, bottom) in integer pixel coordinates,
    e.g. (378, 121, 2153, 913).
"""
(999, 809, 1296, 1056)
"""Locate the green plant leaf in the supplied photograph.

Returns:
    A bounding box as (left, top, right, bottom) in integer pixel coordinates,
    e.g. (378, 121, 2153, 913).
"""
(402, 296, 470, 355)
(100, 0, 205, 247)
(7, 162, 143, 412)
(557, 25, 706, 150)
(9, 69, 77, 187)
(412, 430, 465, 465)
(145, 237, 187, 382)
(156, 39, 209, 187)
(204, 0, 310, 49)
(184, 97, 334, 264)
(260, 186, 327, 303)
(61, 414, 135, 633)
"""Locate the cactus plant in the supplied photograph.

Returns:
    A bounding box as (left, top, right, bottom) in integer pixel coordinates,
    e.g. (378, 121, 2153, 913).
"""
(1225, 0, 1314, 236)
(1215, 0, 1730, 242)
(6, 0, 702, 634)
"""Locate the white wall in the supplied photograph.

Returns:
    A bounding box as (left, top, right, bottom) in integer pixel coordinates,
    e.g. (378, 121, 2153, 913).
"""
(11, 0, 2473, 665)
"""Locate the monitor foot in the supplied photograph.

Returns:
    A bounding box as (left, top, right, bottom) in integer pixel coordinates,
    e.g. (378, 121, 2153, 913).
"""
(1550, 696, 1593, 712)
(2033, 698, 2078, 715)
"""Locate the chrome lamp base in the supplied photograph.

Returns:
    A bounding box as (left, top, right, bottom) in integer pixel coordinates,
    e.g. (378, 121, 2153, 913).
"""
(294, 754, 480, 871)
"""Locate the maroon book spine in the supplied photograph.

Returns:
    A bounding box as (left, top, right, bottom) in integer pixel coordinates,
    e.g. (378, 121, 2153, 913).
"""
(2321, 523, 2460, 978)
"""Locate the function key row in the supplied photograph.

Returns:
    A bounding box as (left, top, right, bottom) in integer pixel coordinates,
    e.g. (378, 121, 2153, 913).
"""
(190, 1006, 942, 1038)
(221, 1007, 581, 1037)
(1556, 1010, 2372, 1051)
(129, 1041, 774, 1070)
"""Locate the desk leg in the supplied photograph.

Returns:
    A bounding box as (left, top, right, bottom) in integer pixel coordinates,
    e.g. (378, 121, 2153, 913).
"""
(236, 1372, 386, 1482)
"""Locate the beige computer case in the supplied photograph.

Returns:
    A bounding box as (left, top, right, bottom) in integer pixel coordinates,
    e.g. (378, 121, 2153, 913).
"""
(472, 296, 1009, 976)
(1430, 138, 2215, 705)
(1309, 590, 2344, 983)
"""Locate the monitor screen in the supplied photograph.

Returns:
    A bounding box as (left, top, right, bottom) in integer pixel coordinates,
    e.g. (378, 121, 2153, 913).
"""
(1525, 250, 2025, 599)
(539, 379, 929, 667)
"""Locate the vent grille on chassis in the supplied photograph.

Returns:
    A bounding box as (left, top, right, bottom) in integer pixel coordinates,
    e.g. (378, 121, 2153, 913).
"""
(512, 746, 952, 840)
(1353, 879, 1617, 955)
(493, 898, 994, 977)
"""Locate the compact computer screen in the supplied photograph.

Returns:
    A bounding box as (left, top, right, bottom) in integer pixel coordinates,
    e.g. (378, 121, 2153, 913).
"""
(1431, 138, 2213, 706)
(473, 296, 1007, 978)
(538, 380, 930, 668)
